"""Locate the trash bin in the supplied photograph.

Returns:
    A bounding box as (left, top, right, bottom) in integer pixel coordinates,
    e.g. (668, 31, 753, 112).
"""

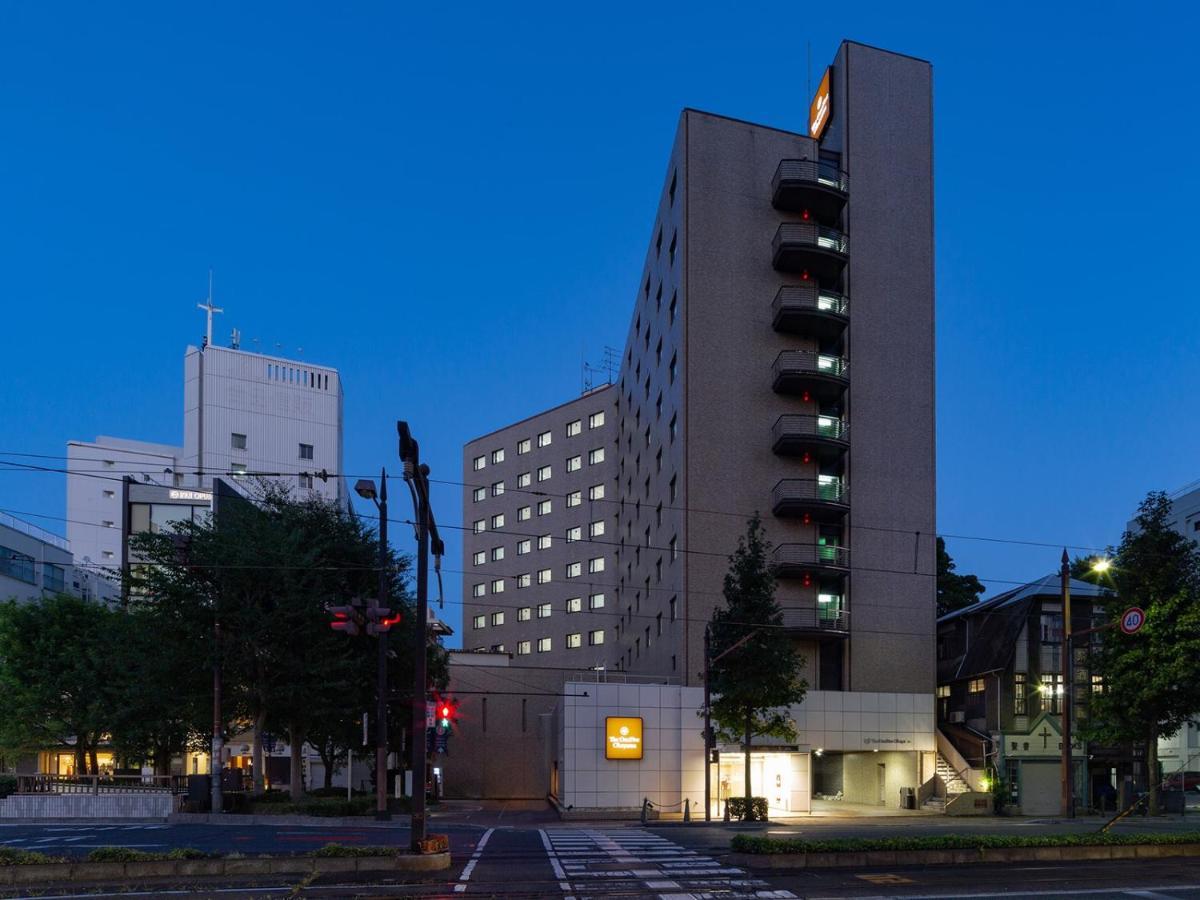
(187, 774, 212, 812)
(900, 787, 916, 810)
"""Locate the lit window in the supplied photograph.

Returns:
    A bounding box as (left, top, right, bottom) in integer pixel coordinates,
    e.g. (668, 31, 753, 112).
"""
(968, 678, 986, 693)
(1014, 673, 1027, 714)
(566, 420, 582, 437)
(588, 557, 605, 574)
(567, 490, 582, 507)
(589, 411, 605, 429)
(518, 472, 531, 488)
(566, 455, 582, 473)
(537, 637, 552, 653)
(936, 685, 951, 698)
(517, 539, 531, 555)
(491, 612, 504, 626)
(589, 520, 605, 538)
(517, 506, 531, 521)
(566, 597, 582, 613)
(490, 514, 505, 529)
(517, 641, 531, 655)
(517, 438, 531, 455)
(473, 455, 486, 471)
(472, 551, 485, 566)
(589, 629, 605, 646)
(537, 465, 552, 482)
(491, 481, 504, 497)
(491, 546, 504, 561)
(472, 583, 486, 598)
(566, 561, 582, 579)
(536, 534, 552, 551)
(589, 593, 605, 610)
(231, 463, 248, 478)
(472, 487, 486, 502)
(566, 526, 582, 543)
(537, 602, 552, 618)
(490, 578, 505, 593)
(473, 615, 486, 630)
(670, 536, 678, 561)
(589, 484, 605, 501)
(566, 633, 582, 649)
(588, 447, 605, 465)
(537, 430, 552, 448)
(537, 568, 552, 585)
(517, 573, 531, 588)
(537, 500, 552, 516)
(491, 448, 505, 464)
(518, 607, 532, 622)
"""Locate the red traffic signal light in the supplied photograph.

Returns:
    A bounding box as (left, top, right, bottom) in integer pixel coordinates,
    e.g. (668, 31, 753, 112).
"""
(366, 606, 402, 635)
(329, 606, 361, 636)
(440, 703, 451, 719)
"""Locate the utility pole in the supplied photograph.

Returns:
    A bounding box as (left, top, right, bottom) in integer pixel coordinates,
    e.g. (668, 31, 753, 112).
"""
(374, 472, 390, 821)
(703, 625, 712, 822)
(210, 621, 223, 814)
(1060, 548, 1074, 818)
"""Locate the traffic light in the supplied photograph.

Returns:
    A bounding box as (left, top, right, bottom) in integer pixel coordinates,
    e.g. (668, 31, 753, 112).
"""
(436, 698, 457, 730)
(365, 605, 402, 635)
(329, 605, 362, 636)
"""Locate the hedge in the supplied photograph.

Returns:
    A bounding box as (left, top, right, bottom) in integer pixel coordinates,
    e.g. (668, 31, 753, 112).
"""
(726, 797, 769, 822)
(85, 847, 215, 863)
(732, 831, 1200, 855)
(0, 847, 66, 866)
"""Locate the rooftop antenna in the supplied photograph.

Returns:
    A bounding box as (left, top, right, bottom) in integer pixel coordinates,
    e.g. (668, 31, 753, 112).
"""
(230, 328, 241, 350)
(197, 270, 223, 349)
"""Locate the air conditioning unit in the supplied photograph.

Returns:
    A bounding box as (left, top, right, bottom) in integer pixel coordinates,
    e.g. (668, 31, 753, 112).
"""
(949, 711, 966, 724)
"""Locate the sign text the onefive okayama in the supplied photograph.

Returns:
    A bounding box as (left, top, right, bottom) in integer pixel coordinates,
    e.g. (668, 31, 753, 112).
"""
(809, 67, 832, 140)
(605, 717, 643, 760)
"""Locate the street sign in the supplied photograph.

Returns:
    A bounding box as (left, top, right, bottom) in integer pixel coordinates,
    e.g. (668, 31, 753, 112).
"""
(426, 701, 435, 729)
(1120, 606, 1146, 635)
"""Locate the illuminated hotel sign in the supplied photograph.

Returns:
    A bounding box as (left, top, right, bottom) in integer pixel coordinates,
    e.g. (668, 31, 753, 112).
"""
(169, 489, 213, 502)
(809, 67, 832, 140)
(605, 717, 643, 760)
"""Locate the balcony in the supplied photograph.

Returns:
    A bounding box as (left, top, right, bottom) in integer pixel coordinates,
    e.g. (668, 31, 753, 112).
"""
(772, 159, 849, 220)
(772, 478, 848, 522)
(772, 284, 848, 340)
(771, 415, 848, 464)
(779, 605, 850, 637)
(773, 543, 849, 579)
(772, 222, 848, 282)
(772, 351, 849, 402)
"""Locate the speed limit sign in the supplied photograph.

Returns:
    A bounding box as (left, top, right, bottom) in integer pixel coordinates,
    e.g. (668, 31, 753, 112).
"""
(1119, 607, 1146, 635)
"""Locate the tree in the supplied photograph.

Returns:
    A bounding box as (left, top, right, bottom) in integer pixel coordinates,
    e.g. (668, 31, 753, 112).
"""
(1085, 491, 1200, 815)
(936, 537, 985, 617)
(706, 515, 807, 819)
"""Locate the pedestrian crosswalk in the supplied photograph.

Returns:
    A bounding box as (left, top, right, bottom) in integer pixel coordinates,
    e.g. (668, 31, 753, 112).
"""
(539, 827, 796, 899)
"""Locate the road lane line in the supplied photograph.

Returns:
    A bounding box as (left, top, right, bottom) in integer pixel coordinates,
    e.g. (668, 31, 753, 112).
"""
(453, 826, 494, 893)
(538, 828, 574, 893)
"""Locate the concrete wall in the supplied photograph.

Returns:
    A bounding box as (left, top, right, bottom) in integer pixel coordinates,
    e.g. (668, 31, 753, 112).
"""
(790, 689, 935, 754)
(840, 750, 918, 807)
(0, 517, 76, 604)
(0, 792, 174, 819)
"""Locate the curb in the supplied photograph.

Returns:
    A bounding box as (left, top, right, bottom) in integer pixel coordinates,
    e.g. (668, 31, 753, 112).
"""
(728, 842, 1200, 870)
(0, 852, 451, 885)
(168, 813, 413, 827)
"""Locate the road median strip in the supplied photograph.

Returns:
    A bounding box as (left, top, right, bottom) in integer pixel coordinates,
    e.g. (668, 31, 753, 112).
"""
(0, 843, 449, 885)
(728, 831, 1200, 869)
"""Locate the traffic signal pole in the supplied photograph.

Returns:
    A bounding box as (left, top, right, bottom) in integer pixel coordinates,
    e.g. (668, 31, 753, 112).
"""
(375, 471, 390, 822)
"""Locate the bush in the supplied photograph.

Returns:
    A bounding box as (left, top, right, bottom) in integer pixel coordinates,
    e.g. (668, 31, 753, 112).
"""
(309, 786, 368, 798)
(86, 847, 214, 863)
(726, 797, 769, 822)
(0, 847, 67, 866)
(731, 831, 1200, 855)
(310, 843, 400, 858)
(0, 775, 16, 799)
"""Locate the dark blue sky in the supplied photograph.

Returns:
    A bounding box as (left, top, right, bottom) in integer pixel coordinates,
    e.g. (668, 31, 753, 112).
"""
(2, 3, 1197, 640)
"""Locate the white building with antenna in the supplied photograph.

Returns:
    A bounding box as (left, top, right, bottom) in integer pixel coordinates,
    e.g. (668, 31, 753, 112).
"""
(66, 290, 346, 571)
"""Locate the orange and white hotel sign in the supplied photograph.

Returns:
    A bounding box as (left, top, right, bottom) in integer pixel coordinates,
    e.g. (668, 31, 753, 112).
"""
(809, 67, 832, 140)
(605, 717, 644, 760)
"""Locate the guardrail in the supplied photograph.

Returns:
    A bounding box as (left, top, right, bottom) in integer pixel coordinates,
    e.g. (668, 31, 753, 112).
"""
(773, 543, 849, 570)
(779, 606, 849, 632)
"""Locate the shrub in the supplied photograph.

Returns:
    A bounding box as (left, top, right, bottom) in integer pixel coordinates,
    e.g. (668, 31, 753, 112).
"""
(731, 831, 1200, 855)
(726, 797, 769, 822)
(86, 847, 214, 863)
(0, 847, 65, 866)
(0, 775, 16, 799)
(310, 843, 400, 858)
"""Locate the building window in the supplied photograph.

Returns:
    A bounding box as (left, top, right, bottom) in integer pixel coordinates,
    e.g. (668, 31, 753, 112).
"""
(517, 438, 531, 455)
(669, 292, 677, 324)
(567, 490, 582, 507)
(517, 539, 531, 555)
(473, 551, 485, 566)
(670, 596, 677, 621)
(231, 433, 247, 450)
(669, 353, 677, 383)
(536, 568, 552, 585)
(231, 463, 248, 478)
(518, 472, 531, 488)
(517, 573, 531, 588)
(668, 169, 677, 205)
(537, 465, 552, 482)
(472, 487, 486, 502)
(490, 546, 504, 561)
(1014, 673, 1028, 715)
(491, 481, 504, 497)
(472, 583, 486, 598)
(473, 518, 486, 534)
(1091, 674, 1105, 694)
(517, 607, 532, 622)
(588, 557, 605, 573)
(669, 475, 677, 502)
(537, 637, 552, 653)
(1041, 673, 1064, 714)
(517, 506, 531, 522)
(588, 448, 605, 465)
(473, 615, 486, 630)
(473, 455, 486, 471)
(537, 500, 552, 516)
(490, 514, 505, 529)
(967, 677, 985, 694)
(589, 484, 605, 501)
(41, 563, 65, 593)
(299, 473, 313, 489)
(566, 526, 582, 543)
(537, 534, 552, 550)
(517, 641, 531, 656)
(299, 443, 314, 460)
(589, 411, 605, 429)
(566, 419, 582, 437)
(537, 430, 552, 448)
(1041, 613, 1063, 644)
(669, 535, 678, 561)
(668, 415, 677, 443)
(491, 644, 505, 653)
(537, 602, 551, 618)
(567, 632, 582, 649)
(566, 597, 582, 613)
(491, 448, 505, 464)
(589, 520, 605, 538)
(566, 455, 582, 473)
(589, 629, 605, 646)
(491, 612, 505, 626)
(566, 561, 582, 579)
(589, 593, 605, 610)
(490, 578, 505, 593)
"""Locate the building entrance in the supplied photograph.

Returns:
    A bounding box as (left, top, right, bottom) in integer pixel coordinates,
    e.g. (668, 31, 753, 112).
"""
(715, 751, 810, 817)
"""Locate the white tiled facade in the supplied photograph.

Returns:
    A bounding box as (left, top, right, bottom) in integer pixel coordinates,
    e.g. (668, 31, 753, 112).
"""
(791, 690, 936, 754)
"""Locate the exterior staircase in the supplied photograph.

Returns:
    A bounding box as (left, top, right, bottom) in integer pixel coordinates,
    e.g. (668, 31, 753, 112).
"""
(921, 752, 971, 811)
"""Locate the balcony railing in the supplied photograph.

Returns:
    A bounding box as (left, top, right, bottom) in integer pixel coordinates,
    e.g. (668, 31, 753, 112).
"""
(773, 542, 849, 573)
(772, 477, 848, 514)
(779, 605, 850, 634)
(772, 222, 850, 281)
(772, 160, 850, 218)
(772, 351, 849, 402)
(773, 159, 850, 194)
(772, 414, 847, 445)
(772, 284, 848, 338)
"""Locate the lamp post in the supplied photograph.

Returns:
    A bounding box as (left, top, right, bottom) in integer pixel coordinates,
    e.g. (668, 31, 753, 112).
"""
(354, 471, 391, 822)
(1060, 549, 1073, 819)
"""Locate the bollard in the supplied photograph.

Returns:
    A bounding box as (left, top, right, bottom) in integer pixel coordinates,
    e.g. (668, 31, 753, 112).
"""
(723, 799, 730, 823)
(683, 798, 691, 822)
(640, 797, 651, 825)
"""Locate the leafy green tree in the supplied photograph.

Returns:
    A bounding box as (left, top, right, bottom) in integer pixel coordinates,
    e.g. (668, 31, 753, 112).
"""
(1086, 491, 1200, 815)
(936, 537, 985, 617)
(707, 515, 807, 819)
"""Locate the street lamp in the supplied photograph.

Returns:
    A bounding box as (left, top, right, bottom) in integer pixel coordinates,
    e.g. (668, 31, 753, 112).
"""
(355, 470, 391, 822)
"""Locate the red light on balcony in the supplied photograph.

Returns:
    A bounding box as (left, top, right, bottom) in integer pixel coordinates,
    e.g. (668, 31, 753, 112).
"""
(802, 391, 811, 402)
(801, 209, 811, 221)
(800, 269, 810, 281)
(802, 452, 812, 464)
(802, 514, 812, 525)
(802, 573, 813, 587)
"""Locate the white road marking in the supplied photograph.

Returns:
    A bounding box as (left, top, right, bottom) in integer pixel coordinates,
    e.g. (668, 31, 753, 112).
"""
(453, 826, 494, 893)
(809, 885, 1200, 900)
(538, 828, 573, 893)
